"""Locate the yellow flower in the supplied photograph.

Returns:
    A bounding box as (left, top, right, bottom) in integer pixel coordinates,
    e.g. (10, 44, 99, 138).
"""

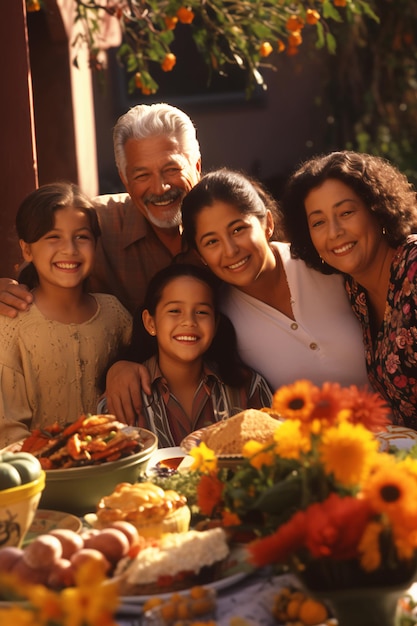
(272, 379, 317, 422)
(392, 524, 417, 561)
(0, 606, 37, 625)
(27, 584, 63, 622)
(273, 419, 311, 460)
(319, 421, 379, 486)
(358, 521, 384, 571)
(190, 441, 218, 474)
(242, 440, 275, 469)
(398, 456, 417, 479)
(361, 463, 417, 523)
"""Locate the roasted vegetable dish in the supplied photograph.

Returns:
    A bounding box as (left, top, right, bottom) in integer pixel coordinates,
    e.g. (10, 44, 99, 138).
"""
(21, 414, 144, 469)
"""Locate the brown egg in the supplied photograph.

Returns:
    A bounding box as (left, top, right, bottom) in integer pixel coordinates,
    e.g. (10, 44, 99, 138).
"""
(47, 558, 76, 589)
(22, 534, 63, 569)
(0, 546, 23, 572)
(107, 521, 140, 548)
(48, 529, 84, 559)
(83, 528, 130, 564)
(12, 555, 49, 584)
(70, 548, 111, 575)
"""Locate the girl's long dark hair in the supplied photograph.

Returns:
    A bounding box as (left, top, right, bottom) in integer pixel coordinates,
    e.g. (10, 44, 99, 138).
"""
(120, 263, 251, 387)
(16, 182, 100, 289)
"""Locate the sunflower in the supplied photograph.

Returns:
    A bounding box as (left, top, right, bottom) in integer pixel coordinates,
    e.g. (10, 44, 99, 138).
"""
(361, 463, 417, 524)
(273, 419, 311, 460)
(319, 421, 379, 487)
(272, 379, 317, 422)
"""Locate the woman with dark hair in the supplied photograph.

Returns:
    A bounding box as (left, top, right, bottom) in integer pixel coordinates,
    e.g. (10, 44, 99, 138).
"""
(280, 151, 417, 426)
(0, 182, 132, 448)
(181, 168, 368, 392)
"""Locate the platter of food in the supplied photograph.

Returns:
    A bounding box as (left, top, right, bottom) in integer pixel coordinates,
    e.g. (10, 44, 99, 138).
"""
(376, 425, 417, 450)
(118, 543, 253, 604)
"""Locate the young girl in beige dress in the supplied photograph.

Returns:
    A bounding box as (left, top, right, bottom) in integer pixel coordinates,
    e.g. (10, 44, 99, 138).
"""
(0, 182, 132, 449)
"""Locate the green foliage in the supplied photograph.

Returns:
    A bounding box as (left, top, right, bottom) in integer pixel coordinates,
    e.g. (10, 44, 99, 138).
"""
(322, 0, 417, 183)
(70, 0, 377, 96)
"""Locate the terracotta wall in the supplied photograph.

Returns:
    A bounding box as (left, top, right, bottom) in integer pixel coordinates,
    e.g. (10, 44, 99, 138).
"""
(0, 0, 37, 277)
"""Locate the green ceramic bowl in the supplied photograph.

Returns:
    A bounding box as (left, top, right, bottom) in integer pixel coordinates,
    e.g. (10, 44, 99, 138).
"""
(39, 428, 158, 516)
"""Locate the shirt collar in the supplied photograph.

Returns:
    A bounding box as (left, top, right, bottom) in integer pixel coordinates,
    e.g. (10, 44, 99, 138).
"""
(145, 355, 222, 387)
(122, 198, 154, 249)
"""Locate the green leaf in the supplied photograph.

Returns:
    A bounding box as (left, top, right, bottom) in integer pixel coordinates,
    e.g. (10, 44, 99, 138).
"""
(315, 21, 325, 50)
(253, 473, 304, 515)
(326, 32, 337, 54)
(322, 1, 343, 22)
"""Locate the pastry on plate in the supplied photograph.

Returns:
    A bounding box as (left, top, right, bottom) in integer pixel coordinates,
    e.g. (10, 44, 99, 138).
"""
(95, 482, 191, 538)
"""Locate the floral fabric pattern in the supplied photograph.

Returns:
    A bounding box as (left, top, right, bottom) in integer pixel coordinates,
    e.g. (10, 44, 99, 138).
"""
(345, 236, 417, 428)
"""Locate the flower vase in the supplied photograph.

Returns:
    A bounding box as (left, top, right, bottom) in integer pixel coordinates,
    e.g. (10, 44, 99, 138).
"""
(307, 583, 410, 626)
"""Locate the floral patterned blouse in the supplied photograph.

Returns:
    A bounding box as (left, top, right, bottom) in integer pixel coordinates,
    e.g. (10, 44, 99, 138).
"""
(345, 235, 417, 428)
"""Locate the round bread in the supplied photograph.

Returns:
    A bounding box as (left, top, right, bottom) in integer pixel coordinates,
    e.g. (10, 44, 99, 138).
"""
(95, 482, 191, 538)
(201, 409, 282, 456)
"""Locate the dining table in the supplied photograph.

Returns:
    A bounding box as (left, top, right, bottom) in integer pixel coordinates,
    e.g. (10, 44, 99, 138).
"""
(117, 567, 296, 626)
(115, 568, 417, 626)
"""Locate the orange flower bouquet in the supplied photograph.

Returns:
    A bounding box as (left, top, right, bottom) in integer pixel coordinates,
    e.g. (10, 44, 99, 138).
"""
(189, 380, 417, 594)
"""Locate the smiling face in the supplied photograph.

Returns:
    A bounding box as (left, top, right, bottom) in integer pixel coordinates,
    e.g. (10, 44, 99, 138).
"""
(19, 206, 96, 291)
(120, 135, 201, 231)
(304, 179, 389, 281)
(194, 201, 275, 289)
(142, 276, 216, 369)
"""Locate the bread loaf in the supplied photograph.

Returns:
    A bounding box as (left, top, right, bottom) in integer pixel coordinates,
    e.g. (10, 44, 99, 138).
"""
(200, 409, 281, 455)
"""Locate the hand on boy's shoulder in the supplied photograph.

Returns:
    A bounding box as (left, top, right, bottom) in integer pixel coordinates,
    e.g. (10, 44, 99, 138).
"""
(105, 360, 152, 425)
(0, 279, 33, 318)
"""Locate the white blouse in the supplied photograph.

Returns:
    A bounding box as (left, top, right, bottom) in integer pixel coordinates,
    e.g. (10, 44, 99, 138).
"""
(220, 242, 368, 393)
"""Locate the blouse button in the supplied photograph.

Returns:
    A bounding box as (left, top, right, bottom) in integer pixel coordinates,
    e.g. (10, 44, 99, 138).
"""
(290, 322, 298, 330)
(309, 342, 318, 350)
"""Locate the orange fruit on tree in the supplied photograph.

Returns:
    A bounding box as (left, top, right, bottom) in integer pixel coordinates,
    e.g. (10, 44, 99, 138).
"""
(259, 42, 273, 57)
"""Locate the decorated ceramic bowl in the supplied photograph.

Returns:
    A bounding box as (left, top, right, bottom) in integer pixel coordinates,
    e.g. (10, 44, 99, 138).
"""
(0, 471, 46, 548)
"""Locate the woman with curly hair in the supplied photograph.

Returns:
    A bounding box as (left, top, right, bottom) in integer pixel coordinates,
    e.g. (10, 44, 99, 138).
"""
(280, 150, 417, 427)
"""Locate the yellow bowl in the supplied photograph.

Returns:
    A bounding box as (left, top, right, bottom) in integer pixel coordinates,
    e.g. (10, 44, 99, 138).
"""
(0, 471, 46, 548)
